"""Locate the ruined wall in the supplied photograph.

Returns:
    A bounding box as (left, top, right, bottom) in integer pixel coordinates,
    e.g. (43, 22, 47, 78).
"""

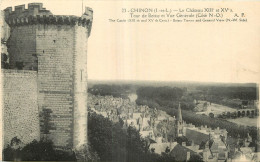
(2, 69, 40, 147)
(1, 11, 10, 69)
(1, 11, 10, 45)
(7, 25, 37, 70)
(4, 3, 52, 70)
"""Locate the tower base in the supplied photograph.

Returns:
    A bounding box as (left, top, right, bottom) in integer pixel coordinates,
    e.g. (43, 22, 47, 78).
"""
(74, 144, 100, 162)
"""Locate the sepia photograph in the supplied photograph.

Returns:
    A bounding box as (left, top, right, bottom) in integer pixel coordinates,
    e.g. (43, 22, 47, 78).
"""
(0, 0, 259, 161)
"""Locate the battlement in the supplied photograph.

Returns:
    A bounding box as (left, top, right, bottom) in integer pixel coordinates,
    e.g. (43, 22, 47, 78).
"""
(6, 15, 92, 27)
(4, 3, 52, 19)
(4, 3, 93, 31)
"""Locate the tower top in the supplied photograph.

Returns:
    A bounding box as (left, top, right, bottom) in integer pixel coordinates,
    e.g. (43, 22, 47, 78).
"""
(177, 102, 182, 122)
(4, 3, 52, 20)
(4, 3, 93, 35)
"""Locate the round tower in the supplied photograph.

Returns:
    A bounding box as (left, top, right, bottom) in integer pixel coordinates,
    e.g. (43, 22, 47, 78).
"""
(4, 3, 93, 153)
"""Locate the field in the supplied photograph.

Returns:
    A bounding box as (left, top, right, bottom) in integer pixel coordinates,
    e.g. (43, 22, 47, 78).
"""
(227, 117, 259, 127)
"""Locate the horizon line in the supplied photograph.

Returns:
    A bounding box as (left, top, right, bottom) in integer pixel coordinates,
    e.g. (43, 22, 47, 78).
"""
(88, 79, 258, 85)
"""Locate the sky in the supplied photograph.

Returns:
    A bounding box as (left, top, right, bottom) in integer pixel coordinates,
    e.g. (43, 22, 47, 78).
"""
(1, 0, 260, 83)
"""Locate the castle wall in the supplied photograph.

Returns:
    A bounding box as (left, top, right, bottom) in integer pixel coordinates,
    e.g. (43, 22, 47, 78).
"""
(36, 24, 75, 148)
(3, 3, 93, 151)
(7, 25, 37, 70)
(2, 69, 40, 147)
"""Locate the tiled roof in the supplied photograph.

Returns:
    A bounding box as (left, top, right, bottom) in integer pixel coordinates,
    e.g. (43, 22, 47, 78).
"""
(170, 144, 196, 161)
(185, 128, 209, 145)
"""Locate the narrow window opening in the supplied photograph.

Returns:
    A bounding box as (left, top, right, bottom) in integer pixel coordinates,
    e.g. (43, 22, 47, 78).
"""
(80, 69, 83, 82)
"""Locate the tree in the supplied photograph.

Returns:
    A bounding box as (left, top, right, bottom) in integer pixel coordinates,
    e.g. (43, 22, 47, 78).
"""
(126, 126, 149, 162)
(88, 112, 116, 161)
(199, 141, 206, 150)
(1, 53, 9, 69)
(209, 112, 214, 118)
(165, 146, 170, 154)
(176, 136, 189, 145)
(88, 112, 155, 162)
(88, 112, 174, 162)
(3, 138, 76, 161)
(188, 154, 203, 162)
(156, 152, 176, 162)
(3, 137, 22, 161)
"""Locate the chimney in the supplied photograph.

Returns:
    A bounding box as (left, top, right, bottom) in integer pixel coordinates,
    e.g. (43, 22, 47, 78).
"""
(191, 140, 194, 146)
(186, 152, 190, 161)
(203, 150, 208, 161)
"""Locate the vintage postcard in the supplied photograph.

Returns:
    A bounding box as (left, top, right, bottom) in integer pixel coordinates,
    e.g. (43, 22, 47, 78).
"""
(1, 0, 259, 161)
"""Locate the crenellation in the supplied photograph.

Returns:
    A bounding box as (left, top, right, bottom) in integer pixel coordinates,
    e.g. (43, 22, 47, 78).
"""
(6, 13, 92, 28)
(4, 7, 12, 14)
(14, 5, 25, 12)
(28, 3, 43, 10)
(4, 3, 52, 21)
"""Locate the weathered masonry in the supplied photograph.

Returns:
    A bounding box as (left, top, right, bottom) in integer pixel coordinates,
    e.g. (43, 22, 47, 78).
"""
(3, 3, 93, 150)
(2, 69, 40, 148)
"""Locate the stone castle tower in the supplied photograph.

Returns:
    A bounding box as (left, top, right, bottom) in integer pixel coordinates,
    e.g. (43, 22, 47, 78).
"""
(3, 3, 93, 151)
(175, 103, 183, 137)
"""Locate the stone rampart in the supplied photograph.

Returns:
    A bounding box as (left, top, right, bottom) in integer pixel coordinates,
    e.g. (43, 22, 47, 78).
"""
(2, 69, 40, 147)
